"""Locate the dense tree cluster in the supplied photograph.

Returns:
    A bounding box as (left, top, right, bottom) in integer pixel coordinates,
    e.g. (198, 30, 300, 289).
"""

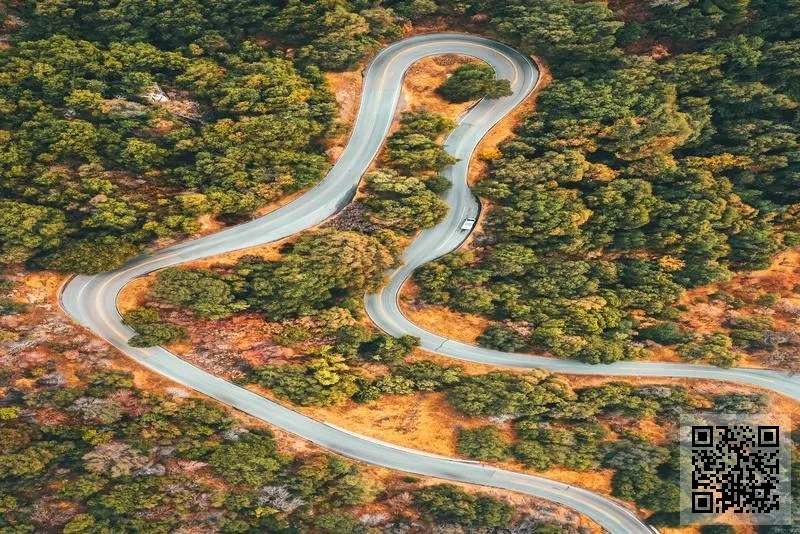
(246, 345, 757, 521)
(385, 111, 457, 173)
(438, 371, 772, 522)
(264, 0, 404, 71)
(0, 35, 336, 273)
(148, 229, 395, 325)
(437, 63, 513, 103)
(413, 0, 800, 366)
(12, 0, 798, 530)
(345, 110, 456, 235)
(0, 0, 410, 274)
(361, 170, 449, 233)
(7, 296, 577, 534)
(137, 111, 458, 348)
(605, 435, 680, 517)
(122, 307, 185, 347)
(20, 0, 403, 71)
(413, 484, 515, 528)
(250, 346, 783, 523)
(457, 426, 510, 461)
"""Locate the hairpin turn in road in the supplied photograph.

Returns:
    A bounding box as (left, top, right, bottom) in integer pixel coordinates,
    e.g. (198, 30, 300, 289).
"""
(61, 33, 799, 533)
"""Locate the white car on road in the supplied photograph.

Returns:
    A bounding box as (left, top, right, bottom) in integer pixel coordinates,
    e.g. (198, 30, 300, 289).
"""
(460, 217, 476, 231)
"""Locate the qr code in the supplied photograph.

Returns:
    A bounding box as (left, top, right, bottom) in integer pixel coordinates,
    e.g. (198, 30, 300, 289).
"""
(681, 414, 791, 526)
(691, 424, 780, 513)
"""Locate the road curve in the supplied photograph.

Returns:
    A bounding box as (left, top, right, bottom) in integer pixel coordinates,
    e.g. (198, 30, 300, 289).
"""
(61, 34, 651, 533)
(363, 64, 800, 401)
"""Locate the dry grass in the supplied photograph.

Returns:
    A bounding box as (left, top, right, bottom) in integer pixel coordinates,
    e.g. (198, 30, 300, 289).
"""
(324, 69, 363, 162)
(247, 384, 601, 529)
(273, 382, 624, 498)
(288, 366, 800, 527)
(183, 240, 285, 270)
(305, 392, 468, 456)
(117, 275, 153, 314)
(392, 54, 550, 335)
(18, 271, 66, 307)
(7, 273, 594, 531)
(90, 42, 800, 532)
(665, 248, 800, 369)
(401, 54, 478, 119)
(399, 280, 490, 344)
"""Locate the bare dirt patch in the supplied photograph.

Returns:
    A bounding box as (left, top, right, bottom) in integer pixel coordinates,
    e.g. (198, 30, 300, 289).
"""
(117, 275, 154, 314)
(324, 69, 363, 161)
(399, 280, 490, 344)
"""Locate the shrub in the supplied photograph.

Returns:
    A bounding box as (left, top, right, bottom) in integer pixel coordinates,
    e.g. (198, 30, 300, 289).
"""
(477, 325, 527, 352)
(0, 299, 26, 316)
(37, 238, 140, 274)
(209, 430, 286, 486)
(393, 360, 464, 391)
(637, 322, 693, 345)
(413, 484, 515, 528)
(424, 175, 452, 194)
(457, 426, 510, 461)
(437, 63, 513, 103)
(677, 333, 740, 367)
(755, 292, 780, 307)
(122, 308, 185, 347)
(726, 315, 774, 350)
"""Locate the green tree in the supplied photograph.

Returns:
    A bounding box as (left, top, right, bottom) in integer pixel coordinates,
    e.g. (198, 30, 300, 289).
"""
(36, 238, 139, 274)
(394, 360, 464, 391)
(358, 333, 419, 363)
(637, 322, 693, 345)
(122, 307, 185, 347)
(413, 484, 515, 528)
(385, 111, 457, 173)
(362, 170, 448, 233)
(457, 426, 510, 461)
(209, 430, 287, 486)
(239, 229, 394, 319)
(446, 372, 571, 417)
(253, 353, 359, 407)
(0, 200, 67, 264)
(151, 268, 248, 319)
(437, 63, 513, 103)
(477, 325, 527, 352)
(678, 333, 740, 367)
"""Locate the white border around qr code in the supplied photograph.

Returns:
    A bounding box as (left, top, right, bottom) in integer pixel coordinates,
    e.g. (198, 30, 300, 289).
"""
(679, 413, 792, 526)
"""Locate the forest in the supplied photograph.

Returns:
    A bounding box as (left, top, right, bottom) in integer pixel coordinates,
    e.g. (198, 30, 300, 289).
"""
(122, 105, 461, 346)
(0, 0, 406, 273)
(2, 0, 799, 531)
(411, 0, 800, 366)
(4, 0, 795, 365)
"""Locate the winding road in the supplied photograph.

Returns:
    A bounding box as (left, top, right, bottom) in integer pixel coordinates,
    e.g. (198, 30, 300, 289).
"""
(60, 33, 798, 533)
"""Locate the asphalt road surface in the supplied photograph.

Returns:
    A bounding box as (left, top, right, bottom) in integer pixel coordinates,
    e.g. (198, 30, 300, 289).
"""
(60, 32, 797, 533)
